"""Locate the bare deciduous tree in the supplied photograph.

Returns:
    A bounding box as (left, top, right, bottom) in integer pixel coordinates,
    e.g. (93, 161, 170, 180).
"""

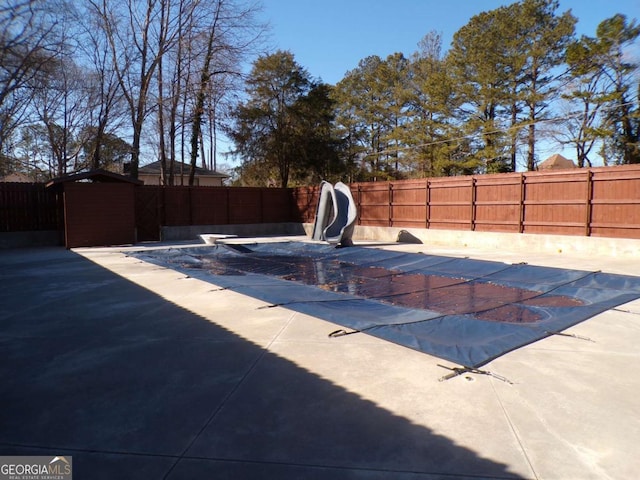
(0, 0, 64, 155)
(187, 0, 264, 185)
(88, 0, 180, 179)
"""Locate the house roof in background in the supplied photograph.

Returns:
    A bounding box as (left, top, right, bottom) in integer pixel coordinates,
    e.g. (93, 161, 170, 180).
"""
(539, 154, 577, 170)
(139, 161, 229, 178)
(0, 172, 35, 183)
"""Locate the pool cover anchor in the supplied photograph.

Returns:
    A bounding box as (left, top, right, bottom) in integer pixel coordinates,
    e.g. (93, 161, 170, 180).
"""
(257, 303, 283, 309)
(613, 307, 640, 315)
(328, 328, 361, 337)
(545, 330, 595, 342)
(437, 364, 514, 384)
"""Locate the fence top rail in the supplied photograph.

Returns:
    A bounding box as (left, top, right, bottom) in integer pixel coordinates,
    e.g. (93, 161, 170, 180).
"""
(523, 174, 588, 184)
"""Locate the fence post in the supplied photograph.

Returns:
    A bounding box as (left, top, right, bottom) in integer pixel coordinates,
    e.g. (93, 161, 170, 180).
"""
(357, 184, 362, 225)
(471, 177, 477, 231)
(519, 173, 525, 233)
(585, 169, 593, 237)
(424, 180, 428, 228)
(389, 182, 393, 227)
(425, 179, 431, 229)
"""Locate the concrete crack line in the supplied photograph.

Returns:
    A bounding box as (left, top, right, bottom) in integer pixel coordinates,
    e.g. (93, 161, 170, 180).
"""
(162, 310, 297, 479)
(490, 380, 539, 480)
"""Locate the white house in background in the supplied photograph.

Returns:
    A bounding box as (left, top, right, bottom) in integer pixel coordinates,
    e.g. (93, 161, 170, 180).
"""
(538, 154, 577, 171)
(134, 161, 229, 186)
(0, 172, 35, 182)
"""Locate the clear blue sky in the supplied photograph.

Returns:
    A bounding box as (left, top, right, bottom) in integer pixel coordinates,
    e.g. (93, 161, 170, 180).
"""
(258, 0, 640, 85)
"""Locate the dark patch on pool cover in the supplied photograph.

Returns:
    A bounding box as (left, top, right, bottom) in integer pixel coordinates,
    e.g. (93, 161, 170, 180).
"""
(131, 242, 640, 368)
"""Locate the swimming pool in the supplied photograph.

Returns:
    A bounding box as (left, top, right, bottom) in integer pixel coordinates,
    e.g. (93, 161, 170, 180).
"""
(131, 242, 640, 368)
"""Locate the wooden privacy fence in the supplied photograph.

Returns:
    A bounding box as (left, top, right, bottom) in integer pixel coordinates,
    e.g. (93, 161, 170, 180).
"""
(136, 185, 294, 241)
(294, 165, 640, 240)
(3, 165, 640, 241)
(0, 183, 59, 232)
(0, 183, 294, 241)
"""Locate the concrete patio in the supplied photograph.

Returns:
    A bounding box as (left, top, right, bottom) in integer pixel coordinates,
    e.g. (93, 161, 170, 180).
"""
(1, 236, 639, 479)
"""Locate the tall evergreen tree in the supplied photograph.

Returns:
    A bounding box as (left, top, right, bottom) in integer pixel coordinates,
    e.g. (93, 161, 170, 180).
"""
(595, 15, 640, 164)
(562, 32, 613, 167)
(561, 14, 640, 166)
(448, 7, 513, 173)
(228, 51, 337, 187)
(333, 54, 411, 181)
(404, 32, 461, 177)
(292, 83, 343, 184)
(331, 68, 368, 181)
(512, 0, 576, 170)
(377, 52, 411, 177)
(448, 0, 576, 172)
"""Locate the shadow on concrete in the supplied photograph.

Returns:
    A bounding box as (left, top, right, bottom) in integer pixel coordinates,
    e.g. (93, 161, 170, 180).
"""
(0, 247, 524, 479)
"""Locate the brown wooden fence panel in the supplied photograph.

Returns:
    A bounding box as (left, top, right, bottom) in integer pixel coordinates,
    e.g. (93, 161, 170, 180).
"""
(227, 187, 262, 224)
(261, 188, 292, 222)
(390, 180, 427, 228)
(0, 183, 58, 232)
(356, 182, 391, 226)
(291, 186, 318, 223)
(427, 177, 473, 230)
(135, 186, 161, 241)
(474, 173, 521, 233)
(190, 187, 228, 225)
(523, 170, 588, 236)
(154, 186, 295, 227)
(590, 166, 640, 239)
(162, 187, 191, 226)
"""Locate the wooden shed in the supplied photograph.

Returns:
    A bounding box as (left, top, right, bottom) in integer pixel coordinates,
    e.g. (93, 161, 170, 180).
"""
(46, 170, 142, 248)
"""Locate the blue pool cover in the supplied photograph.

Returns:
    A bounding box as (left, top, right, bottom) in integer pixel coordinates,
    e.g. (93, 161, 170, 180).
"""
(131, 242, 640, 368)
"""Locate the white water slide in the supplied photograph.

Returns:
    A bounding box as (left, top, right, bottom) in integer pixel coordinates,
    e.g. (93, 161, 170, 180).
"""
(311, 181, 357, 247)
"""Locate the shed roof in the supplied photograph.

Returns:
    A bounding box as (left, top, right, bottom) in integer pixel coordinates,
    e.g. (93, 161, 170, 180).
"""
(46, 169, 143, 189)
